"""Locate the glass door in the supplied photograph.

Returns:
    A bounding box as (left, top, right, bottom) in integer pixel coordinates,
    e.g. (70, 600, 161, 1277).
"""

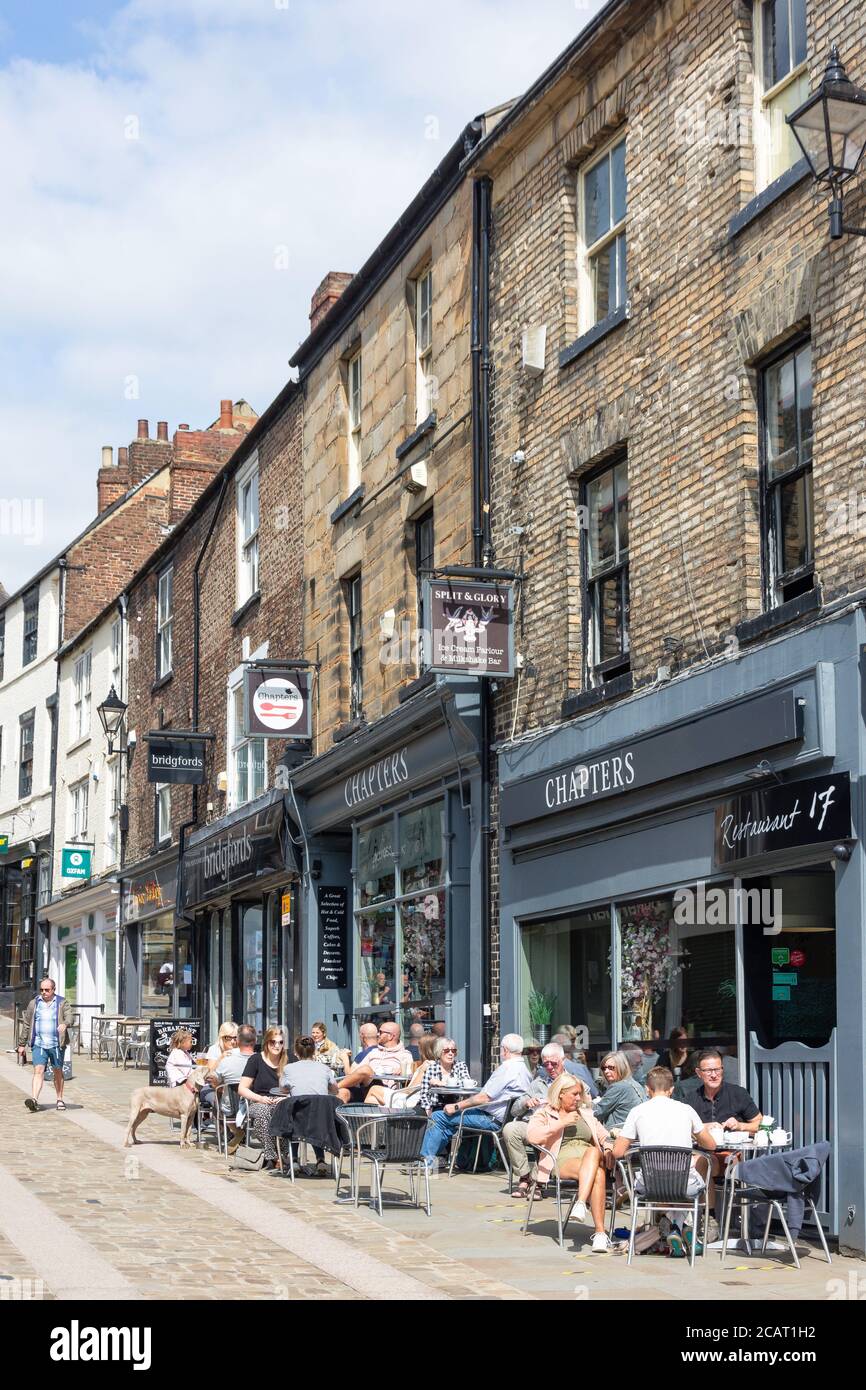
(103, 932, 117, 1013)
(175, 923, 194, 1018)
(241, 902, 263, 1033)
(64, 944, 79, 1005)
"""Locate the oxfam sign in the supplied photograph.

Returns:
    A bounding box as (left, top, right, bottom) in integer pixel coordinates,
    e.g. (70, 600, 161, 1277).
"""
(244, 666, 312, 740)
(62, 848, 92, 880)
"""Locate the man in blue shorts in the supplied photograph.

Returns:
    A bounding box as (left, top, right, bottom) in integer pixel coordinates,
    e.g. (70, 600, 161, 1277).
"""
(16, 977, 74, 1112)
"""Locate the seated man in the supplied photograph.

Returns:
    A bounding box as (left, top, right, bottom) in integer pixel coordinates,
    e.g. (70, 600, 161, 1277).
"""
(421, 1033, 531, 1169)
(353, 1022, 380, 1065)
(612, 1066, 717, 1254)
(336, 1022, 414, 1103)
(689, 1048, 761, 1218)
(504, 1041, 577, 1195)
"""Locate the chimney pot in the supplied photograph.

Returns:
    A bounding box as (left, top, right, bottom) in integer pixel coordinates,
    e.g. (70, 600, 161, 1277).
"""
(137, 419, 149, 439)
(157, 420, 168, 441)
(118, 446, 129, 467)
(219, 399, 233, 429)
(101, 445, 113, 469)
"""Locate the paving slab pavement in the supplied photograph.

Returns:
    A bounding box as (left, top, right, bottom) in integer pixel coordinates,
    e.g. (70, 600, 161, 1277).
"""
(2, 1020, 862, 1303)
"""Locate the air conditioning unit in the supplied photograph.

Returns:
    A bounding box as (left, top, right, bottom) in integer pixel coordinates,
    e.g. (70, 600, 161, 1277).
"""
(522, 324, 547, 376)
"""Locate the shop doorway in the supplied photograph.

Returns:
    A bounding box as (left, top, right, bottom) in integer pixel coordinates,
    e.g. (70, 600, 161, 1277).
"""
(63, 944, 78, 1005)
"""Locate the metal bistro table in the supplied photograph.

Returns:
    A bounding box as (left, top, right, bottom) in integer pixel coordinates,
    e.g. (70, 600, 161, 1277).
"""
(427, 1082, 480, 1100)
(90, 1014, 126, 1062)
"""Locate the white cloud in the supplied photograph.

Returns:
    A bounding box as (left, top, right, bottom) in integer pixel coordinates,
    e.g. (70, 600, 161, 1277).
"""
(0, 0, 601, 593)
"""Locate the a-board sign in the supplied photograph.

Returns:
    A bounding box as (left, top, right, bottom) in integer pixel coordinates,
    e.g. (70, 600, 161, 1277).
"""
(317, 885, 348, 990)
(149, 1017, 203, 1087)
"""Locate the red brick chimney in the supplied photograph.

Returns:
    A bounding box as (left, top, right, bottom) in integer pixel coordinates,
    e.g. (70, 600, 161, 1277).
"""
(310, 271, 354, 332)
(168, 398, 259, 521)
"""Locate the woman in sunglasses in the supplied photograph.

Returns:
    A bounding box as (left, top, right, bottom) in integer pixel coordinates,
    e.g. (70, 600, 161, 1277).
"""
(239, 1027, 289, 1169)
(418, 1037, 474, 1114)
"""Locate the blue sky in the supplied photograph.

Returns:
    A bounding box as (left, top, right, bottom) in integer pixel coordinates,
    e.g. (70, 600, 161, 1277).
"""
(0, 0, 602, 594)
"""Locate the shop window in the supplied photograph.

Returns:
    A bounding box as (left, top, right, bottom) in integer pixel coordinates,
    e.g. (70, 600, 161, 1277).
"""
(761, 339, 813, 607)
(344, 572, 363, 720)
(236, 455, 260, 606)
(414, 268, 434, 422)
(346, 349, 363, 494)
(1, 870, 23, 988)
(230, 682, 266, 807)
(19, 710, 35, 798)
(742, 866, 836, 1050)
(354, 801, 446, 1035)
(578, 134, 627, 333)
(157, 567, 173, 679)
(753, 0, 809, 191)
(64, 944, 78, 1005)
(582, 456, 629, 683)
(72, 649, 92, 741)
(22, 585, 39, 666)
(141, 916, 174, 1015)
(242, 903, 263, 1034)
(520, 909, 613, 1065)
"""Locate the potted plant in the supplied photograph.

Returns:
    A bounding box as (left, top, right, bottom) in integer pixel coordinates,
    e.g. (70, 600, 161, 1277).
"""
(527, 988, 557, 1046)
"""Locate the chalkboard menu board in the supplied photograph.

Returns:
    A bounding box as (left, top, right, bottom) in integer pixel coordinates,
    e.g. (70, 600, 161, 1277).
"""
(149, 1017, 203, 1086)
(318, 886, 348, 989)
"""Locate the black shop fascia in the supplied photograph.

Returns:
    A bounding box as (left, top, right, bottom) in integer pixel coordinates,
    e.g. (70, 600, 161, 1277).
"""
(179, 789, 302, 1038)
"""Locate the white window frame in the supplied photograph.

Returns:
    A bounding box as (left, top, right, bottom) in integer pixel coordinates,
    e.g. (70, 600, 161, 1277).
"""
(156, 782, 171, 845)
(72, 649, 92, 742)
(347, 349, 363, 495)
(228, 677, 266, 810)
(415, 269, 433, 423)
(753, 0, 809, 192)
(577, 132, 628, 335)
(110, 616, 123, 691)
(70, 779, 89, 842)
(236, 455, 260, 606)
(157, 567, 173, 678)
(106, 754, 122, 864)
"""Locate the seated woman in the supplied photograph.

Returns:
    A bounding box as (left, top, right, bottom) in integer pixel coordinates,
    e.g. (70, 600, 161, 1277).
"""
(593, 1050, 645, 1133)
(205, 1022, 238, 1063)
(366, 1034, 439, 1109)
(279, 1034, 337, 1174)
(659, 1026, 696, 1080)
(417, 1037, 474, 1114)
(312, 1021, 349, 1075)
(238, 1027, 288, 1170)
(165, 1029, 196, 1087)
(526, 1074, 612, 1253)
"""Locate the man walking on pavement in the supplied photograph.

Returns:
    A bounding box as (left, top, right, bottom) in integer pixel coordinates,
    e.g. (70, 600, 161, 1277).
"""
(16, 977, 73, 1112)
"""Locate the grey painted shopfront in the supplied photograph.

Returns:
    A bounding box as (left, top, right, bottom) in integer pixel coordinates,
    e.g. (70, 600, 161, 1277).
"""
(497, 606, 866, 1253)
(289, 678, 485, 1074)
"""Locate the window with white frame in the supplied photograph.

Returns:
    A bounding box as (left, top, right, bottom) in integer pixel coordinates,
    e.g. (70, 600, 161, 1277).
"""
(70, 779, 89, 841)
(72, 649, 92, 741)
(156, 782, 171, 844)
(110, 615, 122, 691)
(415, 269, 433, 422)
(754, 0, 808, 191)
(347, 349, 363, 494)
(106, 755, 122, 863)
(236, 458, 260, 605)
(230, 682, 265, 807)
(578, 134, 627, 333)
(157, 567, 173, 678)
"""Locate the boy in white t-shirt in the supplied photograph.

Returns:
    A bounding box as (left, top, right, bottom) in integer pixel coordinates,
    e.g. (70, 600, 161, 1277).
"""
(612, 1066, 717, 1254)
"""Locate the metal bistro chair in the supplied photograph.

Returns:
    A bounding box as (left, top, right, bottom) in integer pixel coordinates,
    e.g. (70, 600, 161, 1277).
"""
(718, 1156, 832, 1271)
(447, 1096, 516, 1186)
(334, 1104, 382, 1203)
(120, 1025, 150, 1071)
(523, 1143, 629, 1249)
(355, 1113, 431, 1217)
(626, 1146, 710, 1268)
(212, 1082, 241, 1160)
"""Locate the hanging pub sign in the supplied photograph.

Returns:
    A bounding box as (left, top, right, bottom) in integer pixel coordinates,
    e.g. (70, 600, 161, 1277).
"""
(146, 731, 210, 785)
(243, 664, 313, 740)
(714, 771, 851, 867)
(423, 578, 515, 677)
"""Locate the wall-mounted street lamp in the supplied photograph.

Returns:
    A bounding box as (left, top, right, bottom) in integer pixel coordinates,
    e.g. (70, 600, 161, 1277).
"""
(787, 44, 866, 240)
(97, 685, 128, 755)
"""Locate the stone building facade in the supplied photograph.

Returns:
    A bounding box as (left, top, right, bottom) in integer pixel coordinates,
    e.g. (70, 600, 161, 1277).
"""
(468, 0, 866, 1250)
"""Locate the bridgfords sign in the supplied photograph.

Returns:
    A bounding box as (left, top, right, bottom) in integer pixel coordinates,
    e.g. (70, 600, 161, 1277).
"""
(146, 733, 209, 785)
(183, 800, 287, 907)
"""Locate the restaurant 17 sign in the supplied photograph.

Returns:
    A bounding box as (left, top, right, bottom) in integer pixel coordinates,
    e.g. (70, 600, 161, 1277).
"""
(243, 666, 312, 740)
(714, 772, 851, 866)
(424, 579, 514, 677)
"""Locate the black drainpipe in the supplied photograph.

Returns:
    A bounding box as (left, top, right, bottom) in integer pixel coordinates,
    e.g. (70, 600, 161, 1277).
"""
(471, 174, 494, 1075)
(175, 472, 231, 924)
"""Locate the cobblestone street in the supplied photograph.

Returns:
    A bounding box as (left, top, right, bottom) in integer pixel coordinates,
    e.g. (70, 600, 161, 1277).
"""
(1, 1019, 861, 1303)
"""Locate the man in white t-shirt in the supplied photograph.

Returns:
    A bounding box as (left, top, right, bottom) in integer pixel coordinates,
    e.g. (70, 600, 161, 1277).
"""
(612, 1066, 717, 1224)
